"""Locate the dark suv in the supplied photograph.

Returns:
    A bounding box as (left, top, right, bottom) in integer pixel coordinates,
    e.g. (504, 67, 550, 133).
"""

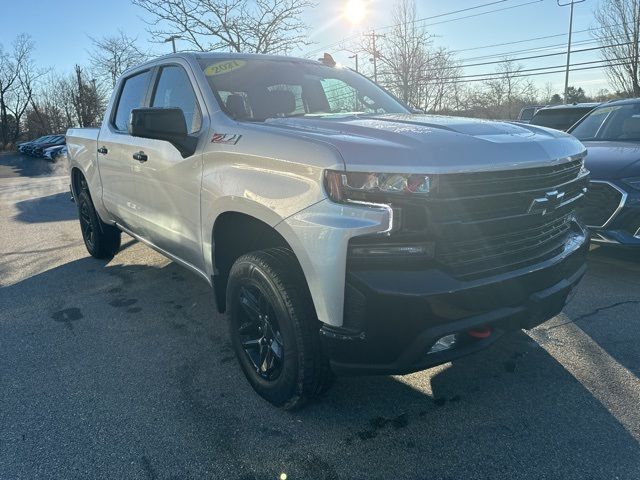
(569, 99, 640, 247)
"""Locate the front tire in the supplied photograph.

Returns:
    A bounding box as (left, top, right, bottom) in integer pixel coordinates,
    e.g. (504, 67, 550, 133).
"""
(76, 189, 121, 259)
(227, 248, 334, 409)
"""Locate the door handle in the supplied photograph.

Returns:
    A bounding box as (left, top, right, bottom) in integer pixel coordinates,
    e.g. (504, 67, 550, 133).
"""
(133, 151, 148, 162)
(97, 146, 108, 155)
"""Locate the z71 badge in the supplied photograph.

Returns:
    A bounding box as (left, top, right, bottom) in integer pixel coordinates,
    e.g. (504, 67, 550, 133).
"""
(211, 133, 242, 145)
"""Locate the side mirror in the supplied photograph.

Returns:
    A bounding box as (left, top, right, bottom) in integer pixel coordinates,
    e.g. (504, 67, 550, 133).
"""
(129, 107, 198, 157)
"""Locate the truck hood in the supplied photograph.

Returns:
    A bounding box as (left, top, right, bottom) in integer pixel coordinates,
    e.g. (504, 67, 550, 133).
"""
(581, 140, 640, 179)
(263, 114, 585, 173)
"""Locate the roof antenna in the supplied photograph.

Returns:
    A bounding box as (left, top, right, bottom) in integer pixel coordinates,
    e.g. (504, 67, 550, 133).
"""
(318, 53, 336, 67)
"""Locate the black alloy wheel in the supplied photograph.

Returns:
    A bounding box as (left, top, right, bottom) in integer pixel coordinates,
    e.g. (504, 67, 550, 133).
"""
(237, 284, 285, 381)
(227, 248, 334, 409)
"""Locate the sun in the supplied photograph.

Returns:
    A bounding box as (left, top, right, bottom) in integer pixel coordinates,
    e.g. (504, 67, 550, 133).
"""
(343, 0, 367, 25)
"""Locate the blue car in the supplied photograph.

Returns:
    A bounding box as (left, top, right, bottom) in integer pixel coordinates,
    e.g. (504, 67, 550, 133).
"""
(569, 99, 640, 247)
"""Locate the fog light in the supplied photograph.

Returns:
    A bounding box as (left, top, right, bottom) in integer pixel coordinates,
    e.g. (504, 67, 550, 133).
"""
(349, 242, 435, 258)
(428, 334, 457, 354)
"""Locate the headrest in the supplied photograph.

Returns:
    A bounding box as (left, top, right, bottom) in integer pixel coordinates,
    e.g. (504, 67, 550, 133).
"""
(225, 94, 249, 119)
(622, 115, 640, 136)
(255, 90, 296, 118)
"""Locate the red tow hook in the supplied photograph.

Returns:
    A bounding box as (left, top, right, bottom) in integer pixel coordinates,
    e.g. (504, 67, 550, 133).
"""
(468, 327, 492, 339)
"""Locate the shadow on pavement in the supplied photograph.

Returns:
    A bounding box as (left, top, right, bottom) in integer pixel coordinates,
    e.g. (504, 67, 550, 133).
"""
(14, 191, 77, 223)
(561, 245, 640, 378)
(589, 244, 640, 265)
(2, 255, 639, 479)
(0, 152, 66, 178)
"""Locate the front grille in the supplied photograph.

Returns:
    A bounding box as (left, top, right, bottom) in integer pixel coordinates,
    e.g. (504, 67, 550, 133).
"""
(394, 158, 588, 278)
(577, 181, 624, 228)
(436, 214, 573, 277)
(438, 158, 583, 197)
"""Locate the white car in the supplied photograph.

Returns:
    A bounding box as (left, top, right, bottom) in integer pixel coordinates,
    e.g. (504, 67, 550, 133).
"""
(66, 52, 590, 408)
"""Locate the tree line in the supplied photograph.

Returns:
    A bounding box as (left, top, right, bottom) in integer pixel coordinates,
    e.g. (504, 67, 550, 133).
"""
(1, 0, 637, 150)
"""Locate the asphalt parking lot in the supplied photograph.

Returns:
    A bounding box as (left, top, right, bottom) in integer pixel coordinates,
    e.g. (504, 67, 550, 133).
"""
(1, 151, 639, 480)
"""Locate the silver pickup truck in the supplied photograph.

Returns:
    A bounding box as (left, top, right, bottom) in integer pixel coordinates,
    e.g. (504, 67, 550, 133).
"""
(67, 52, 590, 408)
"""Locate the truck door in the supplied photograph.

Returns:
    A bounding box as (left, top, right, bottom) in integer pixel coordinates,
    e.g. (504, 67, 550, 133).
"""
(98, 69, 153, 232)
(132, 63, 205, 271)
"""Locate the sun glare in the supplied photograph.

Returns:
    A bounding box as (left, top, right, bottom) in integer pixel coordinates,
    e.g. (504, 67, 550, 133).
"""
(343, 0, 367, 24)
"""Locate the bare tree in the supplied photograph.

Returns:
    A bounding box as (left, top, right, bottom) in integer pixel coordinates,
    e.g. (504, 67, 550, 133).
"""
(27, 73, 77, 135)
(421, 48, 461, 112)
(0, 34, 39, 149)
(131, 0, 314, 54)
(72, 65, 104, 127)
(593, 0, 640, 96)
(483, 59, 537, 119)
(354, 0, 460, 111)
(89, 30, 148, 89)
(371, 0, 432, 107)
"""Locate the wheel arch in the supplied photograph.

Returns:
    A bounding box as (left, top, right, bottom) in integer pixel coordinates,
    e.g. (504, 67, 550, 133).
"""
(211, 211, 315, 316)
(70, 166, 86, 198)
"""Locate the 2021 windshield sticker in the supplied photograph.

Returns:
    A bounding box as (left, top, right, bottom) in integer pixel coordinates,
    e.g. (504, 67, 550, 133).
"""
(204, 60, 246, 76)
(211, 133, 242, 145)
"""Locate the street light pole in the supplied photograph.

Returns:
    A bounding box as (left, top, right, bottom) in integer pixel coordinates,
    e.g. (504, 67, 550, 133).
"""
(558, 0, 585, 103)
(164, 35, 180, 53)
(348, 53, 359, 72)
(363, 30, 385, 83)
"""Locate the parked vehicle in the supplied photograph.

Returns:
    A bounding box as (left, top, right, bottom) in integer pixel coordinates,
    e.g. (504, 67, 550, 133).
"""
(568, 99, 640, 247)
(43, 145, 67, 162)
(30, 135, 65, 157)
(529, 103, 599, 131)
(18, 135, 55, 154)
(66, 53, 589, 408)
(517, 105, 546, 123)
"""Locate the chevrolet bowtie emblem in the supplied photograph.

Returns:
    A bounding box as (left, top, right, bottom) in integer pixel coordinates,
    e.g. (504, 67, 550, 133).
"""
(528, 190, 566, 215)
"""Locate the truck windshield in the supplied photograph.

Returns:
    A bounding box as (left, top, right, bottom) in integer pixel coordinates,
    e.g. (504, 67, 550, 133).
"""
(198, 57, 409, 121)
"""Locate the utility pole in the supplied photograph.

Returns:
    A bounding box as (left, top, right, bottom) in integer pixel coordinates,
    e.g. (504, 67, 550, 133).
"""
(348, 53, 359, 73)
(558, 0, 585, 103)
(164, 35, 180, 53)
(363, 30, 385, 83)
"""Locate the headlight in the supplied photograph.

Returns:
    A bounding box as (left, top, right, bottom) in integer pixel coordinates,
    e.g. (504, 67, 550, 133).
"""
(622, 176, 640, 191)
(324, 170, 434, 203)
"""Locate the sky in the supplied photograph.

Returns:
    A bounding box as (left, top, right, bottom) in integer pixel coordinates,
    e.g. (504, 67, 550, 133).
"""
(0, 0, 608, 95)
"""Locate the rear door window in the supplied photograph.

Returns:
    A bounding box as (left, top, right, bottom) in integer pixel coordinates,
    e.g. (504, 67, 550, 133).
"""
(113, 70, 152, 132)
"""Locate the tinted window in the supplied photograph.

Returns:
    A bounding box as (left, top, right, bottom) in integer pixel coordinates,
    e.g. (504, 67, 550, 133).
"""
(530, 107, 594, 131)
(519, 108, 536, 122)
(151, 65, 202, 134)
(114, 70, 151, 131)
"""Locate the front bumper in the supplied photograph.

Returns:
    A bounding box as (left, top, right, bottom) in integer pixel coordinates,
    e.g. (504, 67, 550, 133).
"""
(321, 224, 589, 376)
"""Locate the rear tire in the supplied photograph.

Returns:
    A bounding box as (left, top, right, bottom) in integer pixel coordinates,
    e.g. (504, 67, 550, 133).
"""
(76, 189, 121, 259)
(227, 248, 334, 409)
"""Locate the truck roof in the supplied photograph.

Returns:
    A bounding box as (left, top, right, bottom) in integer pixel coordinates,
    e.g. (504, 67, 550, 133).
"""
(539, 102, 600, 110)
(125, 51, 320, 76)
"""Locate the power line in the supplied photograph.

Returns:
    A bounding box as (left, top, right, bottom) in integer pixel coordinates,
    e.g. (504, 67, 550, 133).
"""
(456, 38, 598, 63)
(450, 42, 632, 71)
(450, 57, 632, 80)
(450, 21, 629, 56)
(306, 0, 540, 56)
(417, 58, 636, 85)
(413, 0, 544, 29)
